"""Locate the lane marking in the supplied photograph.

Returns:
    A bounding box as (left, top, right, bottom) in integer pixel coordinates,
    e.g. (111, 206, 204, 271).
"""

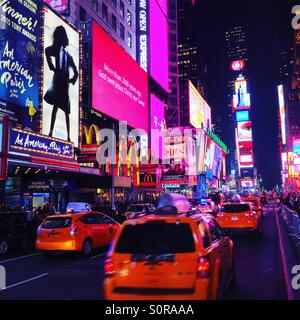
(275, 209, 294, 300)
(90, 253, 106, 260)
(1, 273, 49, 291)
(0, 253, 42, 264)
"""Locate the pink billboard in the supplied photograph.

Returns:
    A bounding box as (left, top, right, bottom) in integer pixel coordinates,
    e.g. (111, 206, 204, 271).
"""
(45, 0, 69, 14)
(149, 0, 169, 92)
(92, 21, 148, 132)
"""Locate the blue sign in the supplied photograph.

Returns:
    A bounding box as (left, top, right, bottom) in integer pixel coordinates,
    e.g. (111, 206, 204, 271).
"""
(10, 128, 74, 159)
(236, 110, 249, 122)
(0, 0, 41, 130)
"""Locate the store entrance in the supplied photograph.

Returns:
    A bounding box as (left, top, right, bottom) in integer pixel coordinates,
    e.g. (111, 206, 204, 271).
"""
(32, 193, 50, 209)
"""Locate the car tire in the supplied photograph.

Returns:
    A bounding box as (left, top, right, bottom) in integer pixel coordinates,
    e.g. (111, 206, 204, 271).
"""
(81, 239, 93, 257)
(0, 238, 10, 255)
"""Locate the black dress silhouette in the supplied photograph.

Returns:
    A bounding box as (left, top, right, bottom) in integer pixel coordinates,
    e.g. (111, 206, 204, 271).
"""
(44, 26, 78, 142)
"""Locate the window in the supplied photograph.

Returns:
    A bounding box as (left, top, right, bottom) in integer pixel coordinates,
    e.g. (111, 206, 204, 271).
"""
(120, 1, 124, 18)
(92, 0, 98, 11)
(112, 14, 117, 31)
(102, 3, 108, 23)
(209, 220, 223, 242)
(116, 222, 195, 254)
(42, 218, 72, 229)
(197, 221, 211, 248)
(120, 23, 125, 40)
(111, 0, 117, 9)
(127, 9, 132, 27)
(127, 32, 132, 48)
(79, 214, 98, 224)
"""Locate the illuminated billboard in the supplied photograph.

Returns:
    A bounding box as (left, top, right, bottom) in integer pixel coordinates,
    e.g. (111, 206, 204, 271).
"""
(236, 110, 249, 122)
(204, 101, 211, 130)
(212, 144, 222, 178)
(42, 6, 80, 147)
(239, 141, 254, 167)
(149, 0, 169, 92)
(92, 21, 148, 132)
(204, 138, 215, 172)
(231, 60, 245, 71)
(293, 139, 300, 153)
(189, 81, 205, 129)
(278, 85, 286, 145)
(233, 77, 251, 108)
(137, 0, 148, 71)
(0, 0, 41, 130)
(45, 0, 70, 15)
(237, 121, 252, 142)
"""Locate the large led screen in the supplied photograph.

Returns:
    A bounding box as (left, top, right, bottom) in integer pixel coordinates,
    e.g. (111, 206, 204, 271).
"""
(0, 0, 41, 130)
(236, 110, 249, 122)
(239, 141, 253, 167)
(149, 0, 169, 92)
(92, 21, 148, 132)
(278, 85, 286, 145)
(237, 121, 252, 142)
(212, 144, 222, 178)
(189, 81, 205, 129)
(204, 138, 215, 172)
(42, 7, 79, 147)
(233, 77, 251, 108)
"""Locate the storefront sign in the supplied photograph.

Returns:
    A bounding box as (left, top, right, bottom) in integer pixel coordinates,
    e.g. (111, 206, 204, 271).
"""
(140, 172, 156, 187)
(28, 181, 51, 191)
(10, 128, 74, 159)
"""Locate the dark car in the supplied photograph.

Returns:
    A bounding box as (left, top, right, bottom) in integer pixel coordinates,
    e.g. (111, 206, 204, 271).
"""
(0, 212, 39, 255)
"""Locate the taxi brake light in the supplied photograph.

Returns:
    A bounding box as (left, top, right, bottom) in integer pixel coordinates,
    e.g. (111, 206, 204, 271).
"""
(197, 256, 211, 278)
(104, 257, 115, 278)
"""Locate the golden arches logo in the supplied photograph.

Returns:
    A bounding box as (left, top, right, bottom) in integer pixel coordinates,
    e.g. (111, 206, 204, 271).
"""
(143, 173, 153, 183)
(83, 124, 100, 145)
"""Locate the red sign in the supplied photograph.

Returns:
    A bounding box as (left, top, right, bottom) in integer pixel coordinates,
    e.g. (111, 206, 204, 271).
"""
(231, 60, 245, 71)
(80, 144, 99, 155)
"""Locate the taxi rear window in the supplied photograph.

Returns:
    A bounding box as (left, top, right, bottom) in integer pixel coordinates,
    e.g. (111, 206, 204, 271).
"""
(222, 204, 250, 213)
(116, 222, 195, 254)
(42, 217, 72, 229)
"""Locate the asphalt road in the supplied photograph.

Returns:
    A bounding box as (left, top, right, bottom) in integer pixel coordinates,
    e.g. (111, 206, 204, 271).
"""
(0, 207, 288, 300)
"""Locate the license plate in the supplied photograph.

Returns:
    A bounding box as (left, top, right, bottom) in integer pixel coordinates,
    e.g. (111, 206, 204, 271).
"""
(231, 216, 238, 221)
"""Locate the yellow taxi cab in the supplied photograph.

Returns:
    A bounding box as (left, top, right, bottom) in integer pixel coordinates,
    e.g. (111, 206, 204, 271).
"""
(103, 193, 235, 300)
(36, 211, 120, 256)
(241, 196, 263, 218)
(217, 202, 262, 234)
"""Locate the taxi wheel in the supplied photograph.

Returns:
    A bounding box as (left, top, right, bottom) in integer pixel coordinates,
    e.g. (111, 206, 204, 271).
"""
(81, 239, 93, 257)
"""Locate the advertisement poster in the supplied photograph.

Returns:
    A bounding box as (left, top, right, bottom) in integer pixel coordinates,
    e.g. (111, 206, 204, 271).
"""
(92, 21, 148, 133)
(237, 121, 252, 141)
(42, 7, 80, 147)
(204, 138, 215, 171)
(0, 0, 41, 129)
(45, 0, 70, 15)
(212, 144, 222, 178)
(189, 80, 205, 129)
(236, 110, 249, 122)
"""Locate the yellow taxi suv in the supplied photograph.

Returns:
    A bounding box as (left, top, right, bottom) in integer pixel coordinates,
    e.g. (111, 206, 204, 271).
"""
(217, 202, 262, 235)
(36, 212, 120, 256)
(103, 210, 235, 300)
(241, 196, 263, 219)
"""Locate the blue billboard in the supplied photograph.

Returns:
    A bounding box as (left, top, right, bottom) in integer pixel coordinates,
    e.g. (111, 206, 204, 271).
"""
(0, 0, 41, 130)
(10, 128, 74, 159)
(236, 110, 249, 122)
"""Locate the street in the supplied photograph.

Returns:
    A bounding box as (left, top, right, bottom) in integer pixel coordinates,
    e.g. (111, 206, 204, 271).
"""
(0, 207, 288, 300)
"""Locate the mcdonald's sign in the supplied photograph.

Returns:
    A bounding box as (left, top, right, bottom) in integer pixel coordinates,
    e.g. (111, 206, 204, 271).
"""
(140, 173, 156, 187)
(82, 124, 101, 145)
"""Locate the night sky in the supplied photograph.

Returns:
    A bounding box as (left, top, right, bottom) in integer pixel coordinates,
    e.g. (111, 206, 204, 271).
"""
(182, 0, 297, 189)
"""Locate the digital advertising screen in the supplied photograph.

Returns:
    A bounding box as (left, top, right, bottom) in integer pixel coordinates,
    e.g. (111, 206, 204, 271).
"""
(0, 0, 41, 130)
(236, 110, 249, 122)
(189, 81, 205, 129)
(293, 139, 300, 153)
(204, 101, 211, 130)
(237, 121, 253, 142)
(231, 60, 245, 71)
(196, 130, 206, 173)
(212, 144, 222, 178)
(45, 0, 70, 15)
(239, 141, 254, 167)
(92, 21, 148, 133)
(42, 6, 80, 147)
(278, 85, 286, 145)
(149, 0, 169, 92)
(204, 138, 215, 172)
(233, 77, 251, 108)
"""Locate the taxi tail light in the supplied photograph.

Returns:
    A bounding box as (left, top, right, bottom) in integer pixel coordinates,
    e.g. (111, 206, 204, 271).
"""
(244, 213, 254, 217)
(197, 256, 211, 278)
(104, 257, 115, 278)
(70, 225, 78, 236)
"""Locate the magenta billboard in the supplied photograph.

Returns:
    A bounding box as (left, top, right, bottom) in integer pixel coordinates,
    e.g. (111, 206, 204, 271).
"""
(149, 0, 169, 92)
(92, 21, 148, 132)
(45, 0, 70, 15)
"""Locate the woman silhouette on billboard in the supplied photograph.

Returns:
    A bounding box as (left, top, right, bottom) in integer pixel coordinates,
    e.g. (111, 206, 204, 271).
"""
(44, 26, 78, 142)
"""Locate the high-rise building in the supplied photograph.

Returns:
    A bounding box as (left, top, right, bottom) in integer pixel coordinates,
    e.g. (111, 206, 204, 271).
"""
(63, 0, 137, 60)
(166, 0, 180, 128)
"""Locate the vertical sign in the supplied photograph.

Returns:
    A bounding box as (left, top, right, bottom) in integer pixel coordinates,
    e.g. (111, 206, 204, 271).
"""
(136, 0, 148, 71)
